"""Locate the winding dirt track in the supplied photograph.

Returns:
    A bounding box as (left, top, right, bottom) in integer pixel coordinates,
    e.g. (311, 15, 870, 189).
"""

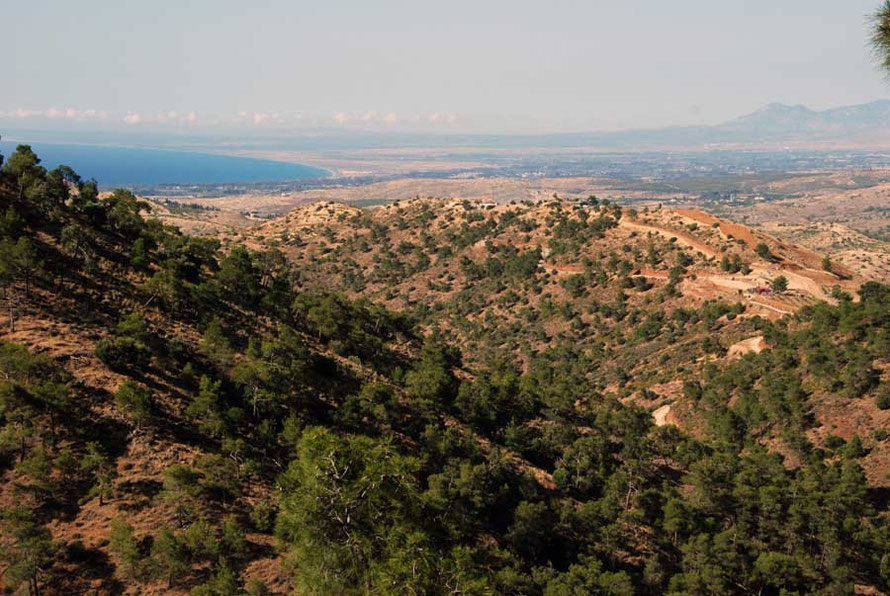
(619, 218, 718, 258)
(675, 208, 759, 247)
(748, 300, 794, 315)
(621, 216, 844, 310)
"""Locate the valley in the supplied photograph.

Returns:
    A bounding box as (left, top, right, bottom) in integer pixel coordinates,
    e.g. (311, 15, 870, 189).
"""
(3, 145, 890, 594)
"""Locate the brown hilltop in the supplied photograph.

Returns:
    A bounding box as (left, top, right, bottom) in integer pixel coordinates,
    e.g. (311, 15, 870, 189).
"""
(249, 198, 861, 322)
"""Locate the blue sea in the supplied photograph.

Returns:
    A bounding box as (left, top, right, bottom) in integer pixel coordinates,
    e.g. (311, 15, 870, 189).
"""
(0, 141, 330, 186)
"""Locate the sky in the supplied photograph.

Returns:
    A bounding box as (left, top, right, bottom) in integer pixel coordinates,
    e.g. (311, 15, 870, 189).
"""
(2, 0, 889, 134)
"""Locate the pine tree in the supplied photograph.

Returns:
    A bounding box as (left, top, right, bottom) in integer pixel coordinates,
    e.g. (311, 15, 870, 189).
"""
(160, 464, 202, 527)
(109, 517, 140, 578)
(0, 508, 56, 596)
(150, 527, 188, 589)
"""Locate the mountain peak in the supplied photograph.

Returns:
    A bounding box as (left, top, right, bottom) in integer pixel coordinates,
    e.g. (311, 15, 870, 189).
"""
(737, 103, 815, 122)
(754, 102, 812, 113)
(732, 100, 890, 128)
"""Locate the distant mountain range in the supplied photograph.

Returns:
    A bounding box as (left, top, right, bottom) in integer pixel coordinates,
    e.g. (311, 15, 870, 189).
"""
(5, 100, 890, 153)
(721, 99, 890, 136)
(514, 100, 890, 150)
(297, 100, 890, 151)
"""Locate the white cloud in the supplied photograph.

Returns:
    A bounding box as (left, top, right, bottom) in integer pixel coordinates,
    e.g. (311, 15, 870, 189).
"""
(0, 107, 110, 121)
(0, 107, 200, 125)
(151, 110, 204, 125)
(0, 106, 456, 128)
(79, 109, 108, 121)
(251, 112, 286, 125)
(331, 111, 407, 126)
(0, 108, 40, 119)
(426, 112, 457, 125)
(227, 111, 286, 126)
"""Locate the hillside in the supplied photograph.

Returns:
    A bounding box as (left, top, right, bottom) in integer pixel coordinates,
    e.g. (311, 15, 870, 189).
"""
(242, 197, 890, 483)
(245, 197, 856, 376)
(721, 179, 890, 283)
(3, 145, 890, 595)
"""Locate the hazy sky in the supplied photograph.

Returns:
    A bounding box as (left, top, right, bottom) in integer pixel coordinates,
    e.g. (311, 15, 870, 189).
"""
(3, 0, 889, 133)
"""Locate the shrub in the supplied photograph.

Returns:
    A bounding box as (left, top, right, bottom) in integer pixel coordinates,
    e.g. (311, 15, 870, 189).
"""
(824, 435, 845, 450)
(755, 242, 776, 261)
(220, 515, 246, 556)
(877, 387, 890, 410)
(95, 337, 148, 371)
(770, 276, 788, 293)
(115, 381, 153, 424)
(250, 500, 276, 533)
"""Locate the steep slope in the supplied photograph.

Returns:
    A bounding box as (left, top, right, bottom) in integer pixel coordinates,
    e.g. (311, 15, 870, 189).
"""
(3, 145, 890, 595)
(247, 198, 890, 485)
(0, 146, 433, 594)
